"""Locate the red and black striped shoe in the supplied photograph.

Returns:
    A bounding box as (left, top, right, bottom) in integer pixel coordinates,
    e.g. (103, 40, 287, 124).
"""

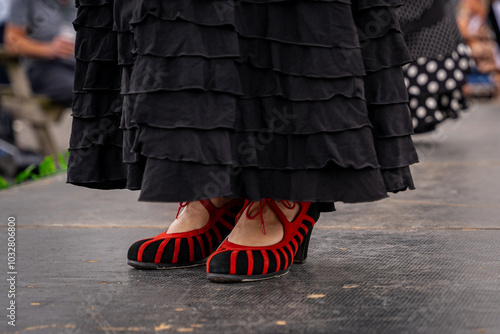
(206, 199, 320, 282)
(127, 199, 244, 269)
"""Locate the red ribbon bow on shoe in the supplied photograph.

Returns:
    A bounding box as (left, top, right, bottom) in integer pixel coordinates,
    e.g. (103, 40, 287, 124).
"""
(245, 199, 296, 235)
(176, 202, 189, 219)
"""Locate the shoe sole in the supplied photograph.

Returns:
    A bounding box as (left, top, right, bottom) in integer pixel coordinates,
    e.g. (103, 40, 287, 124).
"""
(207, 269, 291, 283)
(127, 259, 206, 270)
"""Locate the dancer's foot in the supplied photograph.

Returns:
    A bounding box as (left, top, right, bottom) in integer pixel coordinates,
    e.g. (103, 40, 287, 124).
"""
(207, 200, 320, 282)
(127, 198, 244, 270)
(227, 201, 301, 246)
(167, 198, 233, 234)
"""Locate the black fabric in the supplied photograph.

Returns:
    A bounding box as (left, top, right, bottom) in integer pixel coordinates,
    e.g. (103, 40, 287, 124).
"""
(68, 0, 417, 209)
(397, 0, 465, 59)
(398, 0, 472, 134)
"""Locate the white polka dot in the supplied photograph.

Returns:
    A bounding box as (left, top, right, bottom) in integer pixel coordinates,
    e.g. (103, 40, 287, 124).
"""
(417, 73, 429, 85)
(435, 111, 444, 121)
(410, 98, 419, 109)
(412, 118, 419, 128)
(402, 64, 410, 71)
(425, 116, 434, 123)
(450, 100, 460, 110)
(426, 97, 438, 109)
(457, 44, 467, 55)
(459, 58, 469, 70)
(454, 70, 464, 81)
(469, 58, 476, 68)
(437, 69, 447, 81)
(446, 78, 457, 90)
(452, 89, 462, 99)
(404, 78, 410, 88)
(452, 51, 459, 61)
(426, 61, 438, 73)
(441, 95, 450, 106)
(409, 86, 421, 95)
(425, 97, 437, 109)
(445, 58, 455, 70)
(416, 107, 427, 118)
(417, 57, 427, 65)
(407, 66, 418, 78)
(428, 81, 439, 94)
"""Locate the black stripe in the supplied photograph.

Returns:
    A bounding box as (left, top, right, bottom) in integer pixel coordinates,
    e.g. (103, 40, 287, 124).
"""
(192, 237, 204, 260)
(277, 249, 286, 271)
(200, 233, 212, 255)
(251, 250, 265, 275)
(208, 228, 220, 246)
(282, 246, 293, 268)
(142, 240, 163, 263)
(176, 239, 191, 263)
(160, 239, 175, 264)
(235, 251, 249, 275)
(266, 250, 278, 273)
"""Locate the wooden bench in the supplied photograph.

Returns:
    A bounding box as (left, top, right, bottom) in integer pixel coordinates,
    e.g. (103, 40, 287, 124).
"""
(0, 45, 66, 158)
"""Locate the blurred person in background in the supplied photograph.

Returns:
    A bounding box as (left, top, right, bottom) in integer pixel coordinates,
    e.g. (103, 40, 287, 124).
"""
(458, 0, 500, 94)
(489, 0, 500, 49)
(4, 0, 76, 108)
(398, 0, 474, 134)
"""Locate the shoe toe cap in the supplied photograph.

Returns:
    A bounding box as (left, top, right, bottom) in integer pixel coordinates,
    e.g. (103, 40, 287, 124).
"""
(127, 238, 153, 261)
(207, 251, 233, 274)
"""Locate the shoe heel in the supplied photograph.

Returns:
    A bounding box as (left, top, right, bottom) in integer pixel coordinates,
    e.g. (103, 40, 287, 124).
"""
(294, 226, 313, 264)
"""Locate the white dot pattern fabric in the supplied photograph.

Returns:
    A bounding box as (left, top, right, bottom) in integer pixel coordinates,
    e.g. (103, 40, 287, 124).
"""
(403, 43, 470, 133)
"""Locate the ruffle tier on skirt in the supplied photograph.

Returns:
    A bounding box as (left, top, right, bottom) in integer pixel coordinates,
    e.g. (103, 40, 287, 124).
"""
(68, 0, 418, 206)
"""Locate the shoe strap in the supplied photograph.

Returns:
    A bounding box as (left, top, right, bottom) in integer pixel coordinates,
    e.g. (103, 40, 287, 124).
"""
(199, 199, 219, 217)
(176, 202, 189, 219)
(246, 199, 297, 235)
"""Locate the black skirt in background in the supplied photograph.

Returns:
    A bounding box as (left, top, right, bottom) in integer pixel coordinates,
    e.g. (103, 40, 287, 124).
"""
(398, 0, 473, 134)
(67, 0, 418, 207)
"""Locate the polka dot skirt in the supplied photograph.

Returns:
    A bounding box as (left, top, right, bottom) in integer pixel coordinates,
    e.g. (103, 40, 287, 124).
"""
(404, 43, 474, 134)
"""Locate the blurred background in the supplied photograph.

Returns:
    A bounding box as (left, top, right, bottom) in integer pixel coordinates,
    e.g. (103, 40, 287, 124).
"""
(0, 0, 499, 187)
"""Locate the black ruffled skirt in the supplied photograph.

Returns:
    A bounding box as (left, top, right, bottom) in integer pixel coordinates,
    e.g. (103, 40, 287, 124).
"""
(68, 0, 418, 206)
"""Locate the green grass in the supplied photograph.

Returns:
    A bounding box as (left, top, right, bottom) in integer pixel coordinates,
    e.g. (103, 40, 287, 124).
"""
(0, 151, 69, 190)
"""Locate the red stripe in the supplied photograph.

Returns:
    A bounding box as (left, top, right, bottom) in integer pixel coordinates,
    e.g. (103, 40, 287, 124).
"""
(218, 217, 234, 230)
(300, 223, 309, 235)
(172, 238, 181, 264)
(297, 230, 304, 244)
(188, 237, 195, 262)
(213, 226, 222, 243)
(246, 251, 254, 276)
(286, 244, 294, 267)
(281, 248, 289, 269)
(196, 236, 205, 259)
(304, 215, 315, 224)
(261, 250, 269, 275)
(271, 249, 281, 272)
(154, 239, 170, 263)
(137, 239, 156, 262)
(206, 231, 213, 253)
(230, 251, 239, 275)
(291, 238, 299, 256)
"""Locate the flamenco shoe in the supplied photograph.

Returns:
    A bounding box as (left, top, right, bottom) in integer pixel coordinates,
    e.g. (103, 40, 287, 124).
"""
(206, 199, 320, 282)
(127, 198, 244, 269)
